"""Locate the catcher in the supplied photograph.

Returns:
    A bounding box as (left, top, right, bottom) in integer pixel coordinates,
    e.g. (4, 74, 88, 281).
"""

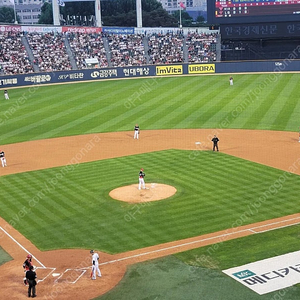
(23, 254, 33, 285)
(134, 124, 140, 139)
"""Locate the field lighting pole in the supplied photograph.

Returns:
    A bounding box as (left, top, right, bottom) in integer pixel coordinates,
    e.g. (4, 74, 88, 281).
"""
(136, 0, 142, 27)
(95, 0, 102, 27)
(13, 0, 18, 24)
(52, 0, 60, 25)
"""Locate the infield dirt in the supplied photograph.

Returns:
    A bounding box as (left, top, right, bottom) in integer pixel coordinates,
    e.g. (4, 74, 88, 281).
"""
(1, 129, 300, 299)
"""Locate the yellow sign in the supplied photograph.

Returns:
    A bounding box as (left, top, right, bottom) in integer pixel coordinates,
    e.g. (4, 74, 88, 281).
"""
(156, 65, 183, 76)
(188, 64, 215, 74)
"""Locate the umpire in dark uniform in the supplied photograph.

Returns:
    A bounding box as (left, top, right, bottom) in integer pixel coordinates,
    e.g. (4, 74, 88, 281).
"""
(211, 135, 219, 151)
(26, 265, 37, 298)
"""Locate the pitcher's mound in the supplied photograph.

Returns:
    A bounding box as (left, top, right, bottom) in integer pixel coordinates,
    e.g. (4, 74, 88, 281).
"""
(109, 183, 177, 203)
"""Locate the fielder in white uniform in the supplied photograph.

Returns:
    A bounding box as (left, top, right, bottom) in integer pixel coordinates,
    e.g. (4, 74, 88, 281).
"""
(138, 168, 146, 190)
(0, 151, 7, 167)
(134, 124, 140, 139)
(90, 250, 101, 280)
(4, 90, 9, 100)
(229, 76, 233, 86)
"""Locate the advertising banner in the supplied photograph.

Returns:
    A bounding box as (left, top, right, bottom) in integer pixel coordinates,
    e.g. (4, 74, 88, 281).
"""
(188, 64, 216, 74)
(102, 27, 134, 34)
(223, 250, 300, 295)
(62, 26, 102, 34)
(0, 25, 21, 33)
(156, 65, 183, 76)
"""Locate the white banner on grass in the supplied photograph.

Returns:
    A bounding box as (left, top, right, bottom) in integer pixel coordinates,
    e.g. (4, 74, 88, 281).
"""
(223, 250, 300, 295)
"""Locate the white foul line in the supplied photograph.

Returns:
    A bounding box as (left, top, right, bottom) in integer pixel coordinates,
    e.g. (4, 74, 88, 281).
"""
(84, 216, 300, 268)
(0, 225, 46, 268)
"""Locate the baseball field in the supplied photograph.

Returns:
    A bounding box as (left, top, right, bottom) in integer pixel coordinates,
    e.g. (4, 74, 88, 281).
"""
(0, 72, 300, 299)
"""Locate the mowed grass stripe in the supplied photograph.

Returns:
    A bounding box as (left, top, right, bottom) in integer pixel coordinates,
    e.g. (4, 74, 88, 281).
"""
(240, 75, 289, 129)
(99, 77, 194, 132)
(32, 81, 144, 139)
(174, 77, 231, 128)
(200, 74, 261, 128)
(1, 73, 300, 145)
(257, 74, 298, 130)
(273, 74, 300, 131)
(1, 150, 300, 252)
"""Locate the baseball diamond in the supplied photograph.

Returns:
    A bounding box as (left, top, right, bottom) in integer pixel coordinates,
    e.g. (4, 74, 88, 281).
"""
(1, 73, 300, 300)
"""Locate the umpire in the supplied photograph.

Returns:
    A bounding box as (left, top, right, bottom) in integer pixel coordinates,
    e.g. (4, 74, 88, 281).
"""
(211, 135, 219, 151)
(26, 265, 37, 298)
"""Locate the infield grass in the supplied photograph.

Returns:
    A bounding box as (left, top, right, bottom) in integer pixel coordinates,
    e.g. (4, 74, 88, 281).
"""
(1, 150, 300, 253)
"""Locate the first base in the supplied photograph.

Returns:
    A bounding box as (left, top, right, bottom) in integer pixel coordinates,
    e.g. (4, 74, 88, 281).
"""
(195, 142, 201, 145)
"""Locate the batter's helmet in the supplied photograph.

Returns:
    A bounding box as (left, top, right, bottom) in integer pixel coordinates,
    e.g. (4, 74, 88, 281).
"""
(27, 254, 32, 259)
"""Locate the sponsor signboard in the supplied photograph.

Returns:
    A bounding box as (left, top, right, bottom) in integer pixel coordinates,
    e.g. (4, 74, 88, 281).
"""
(188, 64, 215, 74)
(223, 250, 300, 295)
(22, 26, 62, 33)
(156, 65, 183, 76)
(0, 25, 21, 33)
(62, 26, 102, 34)
(102, 27, 134, 34)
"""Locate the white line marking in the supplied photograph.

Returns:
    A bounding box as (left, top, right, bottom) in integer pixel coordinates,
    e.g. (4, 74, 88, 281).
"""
(78, 216, 300, 269)
(54, 269, 86, 284)
(0, 225, 46, 268)
(36, 267, 56, 283)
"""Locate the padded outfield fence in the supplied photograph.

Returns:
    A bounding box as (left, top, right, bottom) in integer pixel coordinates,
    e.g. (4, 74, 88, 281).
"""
(1, 58, 300, 88)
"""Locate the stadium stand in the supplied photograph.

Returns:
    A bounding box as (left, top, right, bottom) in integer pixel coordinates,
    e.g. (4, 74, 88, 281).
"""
(186, 32, 217, 63)
(0, 30, 219, 75)
(107, 34, 146, 67)
(26, 32, 72, 72)
(0, 32, 34, 75)
(147, 32, 184, 64)
(67, 32, 108, 69)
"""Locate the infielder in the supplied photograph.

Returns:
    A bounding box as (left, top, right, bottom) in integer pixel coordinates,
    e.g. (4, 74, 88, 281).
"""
(0, 150, 7, 167)
(139, 168, 146, 190)
(134, 124, 140, 139)
(90, 250, 101, 280)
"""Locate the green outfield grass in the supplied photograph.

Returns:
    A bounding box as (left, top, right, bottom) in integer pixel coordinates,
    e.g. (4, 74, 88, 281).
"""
(1, 73, 300, 145)
(1, 73, 300, 299)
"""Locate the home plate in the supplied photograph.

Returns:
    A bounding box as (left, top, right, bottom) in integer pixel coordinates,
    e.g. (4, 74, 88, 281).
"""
(52, 273, 61, 277)
(195, 142, 201, 145)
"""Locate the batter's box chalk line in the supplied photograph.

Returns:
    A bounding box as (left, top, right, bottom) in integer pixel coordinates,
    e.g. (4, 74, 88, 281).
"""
(35, 267, 56, 283)
(54, 268, 87, 284)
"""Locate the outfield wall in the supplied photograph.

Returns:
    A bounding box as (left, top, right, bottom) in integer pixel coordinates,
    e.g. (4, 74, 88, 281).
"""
(1, 59, 300, 88)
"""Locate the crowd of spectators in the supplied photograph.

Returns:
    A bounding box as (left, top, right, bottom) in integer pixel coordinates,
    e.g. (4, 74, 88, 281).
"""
(147, 32, 184, 64)
(0, 31, 219, 75)
(26, 32, 72, 72)
(67, 33, 108, 69)
(107, 34, 146, 67)
(186, 32, 217, 63)
(0, 32, 34, 75)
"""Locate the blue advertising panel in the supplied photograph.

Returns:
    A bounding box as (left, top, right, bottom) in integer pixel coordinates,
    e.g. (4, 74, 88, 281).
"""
(1, 61, 299, 89)
(102, 27, 135, 34)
